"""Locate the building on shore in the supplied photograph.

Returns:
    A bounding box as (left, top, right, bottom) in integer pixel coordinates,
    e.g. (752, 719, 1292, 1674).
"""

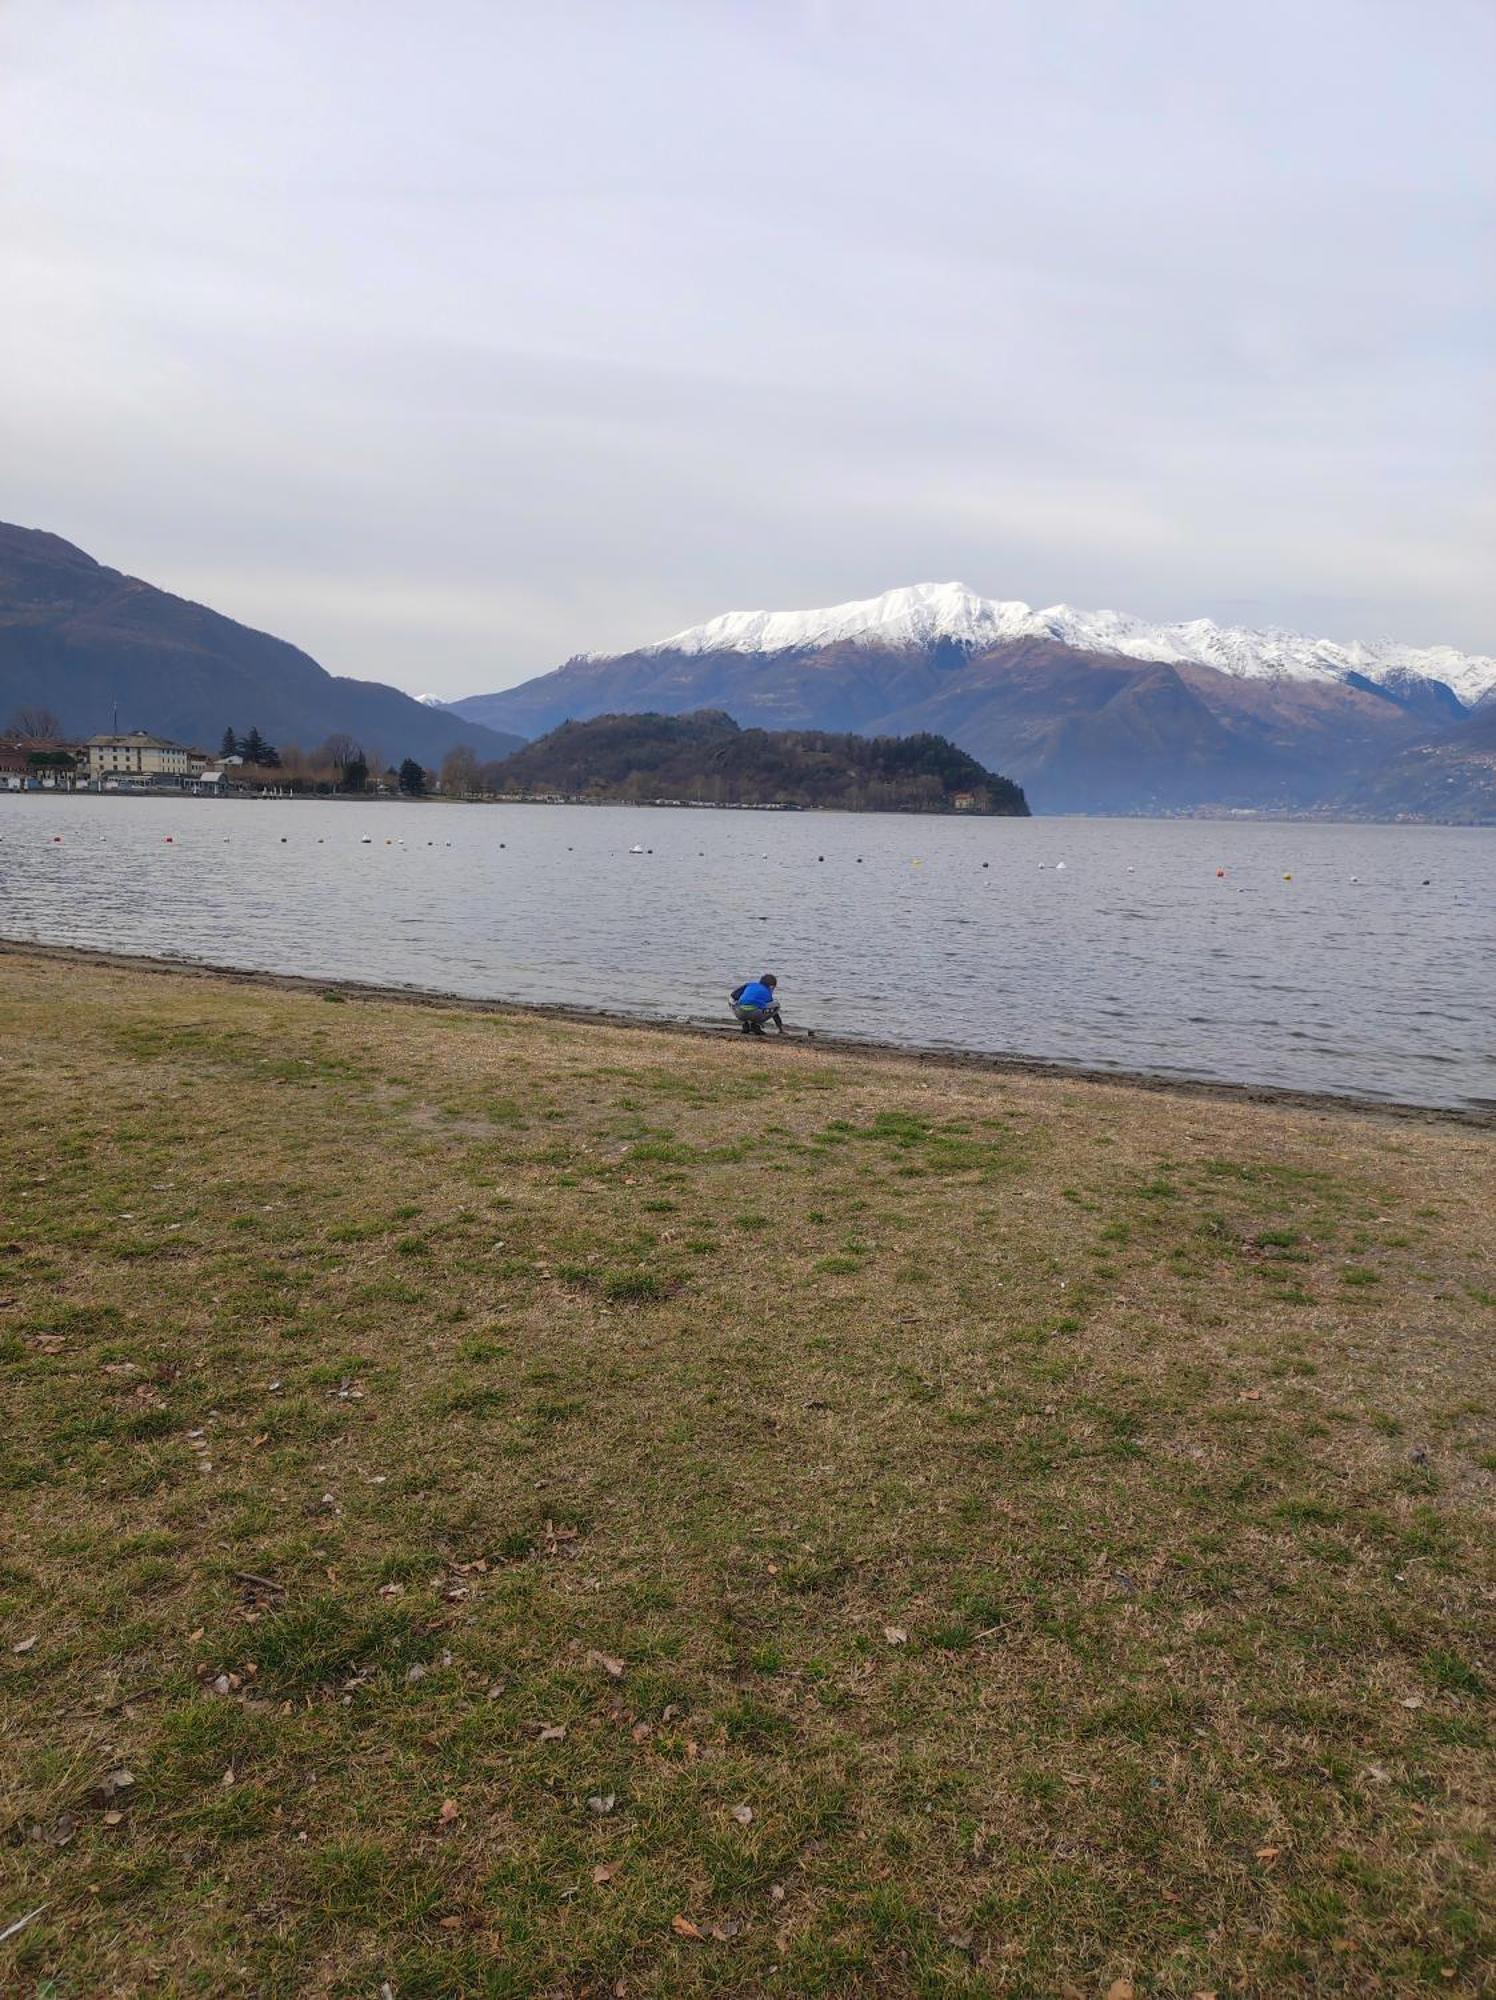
(81, 732, 211, 785)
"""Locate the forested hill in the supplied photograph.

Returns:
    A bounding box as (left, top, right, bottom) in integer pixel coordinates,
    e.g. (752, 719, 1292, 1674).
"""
(488, 710, 1030, 814)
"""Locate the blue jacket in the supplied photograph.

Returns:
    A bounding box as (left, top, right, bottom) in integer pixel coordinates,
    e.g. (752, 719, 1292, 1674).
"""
(732, 981, 775, 1010)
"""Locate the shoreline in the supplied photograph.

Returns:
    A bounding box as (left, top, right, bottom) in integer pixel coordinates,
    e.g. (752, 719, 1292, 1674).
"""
(4, 793, 1492, 826)
(5, 935, 1491, 1131)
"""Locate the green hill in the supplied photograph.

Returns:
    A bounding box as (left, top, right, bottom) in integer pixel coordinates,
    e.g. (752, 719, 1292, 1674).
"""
(488, 709, 1029, 814)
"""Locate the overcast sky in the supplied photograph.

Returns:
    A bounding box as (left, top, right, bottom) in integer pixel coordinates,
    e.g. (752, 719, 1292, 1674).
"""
(3, 0, 1493, 697)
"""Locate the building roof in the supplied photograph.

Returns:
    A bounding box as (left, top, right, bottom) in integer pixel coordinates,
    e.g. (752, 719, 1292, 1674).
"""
(84, 731, 187, 749)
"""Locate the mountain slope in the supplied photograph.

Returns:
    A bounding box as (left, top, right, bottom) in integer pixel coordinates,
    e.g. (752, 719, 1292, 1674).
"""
(487, 709, 1029, 814)
(631, 582, 1496, 705)
(452, 583, 1490, 815)
(1345, 696, 1496, 821)
(0, 524, 522, 764)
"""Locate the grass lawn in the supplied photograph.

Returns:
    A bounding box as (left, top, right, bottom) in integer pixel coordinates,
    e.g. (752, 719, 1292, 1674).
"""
(1, 947, 1492, 1997)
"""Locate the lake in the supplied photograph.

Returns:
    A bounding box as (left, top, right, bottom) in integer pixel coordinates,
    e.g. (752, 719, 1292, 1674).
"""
(2, 794, 1492, 1110)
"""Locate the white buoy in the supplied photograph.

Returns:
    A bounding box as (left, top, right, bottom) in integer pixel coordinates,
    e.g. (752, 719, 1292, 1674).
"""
(1055, 861, 1067, 871)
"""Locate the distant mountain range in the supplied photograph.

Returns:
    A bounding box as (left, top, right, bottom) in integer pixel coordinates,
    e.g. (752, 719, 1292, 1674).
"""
(449, 583, 1496, 818)
(4, 531, 1490, 818)
(0, 524, 521, 766)
(487, 709, 1028, 814)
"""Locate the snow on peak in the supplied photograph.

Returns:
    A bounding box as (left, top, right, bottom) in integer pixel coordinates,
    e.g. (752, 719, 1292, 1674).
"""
(647, 583, 1041, 658)
(415, 692, 448, 707)
(634, 583, 1496, 705)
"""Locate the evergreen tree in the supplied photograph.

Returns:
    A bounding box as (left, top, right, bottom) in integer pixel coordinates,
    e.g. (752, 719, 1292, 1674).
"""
(397, 757, 426, 796)
(341, 753, 368, 792)
(220, 726, 237, 760)
(242, 726, 268, 765)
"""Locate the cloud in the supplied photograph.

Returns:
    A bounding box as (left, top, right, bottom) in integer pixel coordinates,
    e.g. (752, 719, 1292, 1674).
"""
(2, 0, 1491, 693)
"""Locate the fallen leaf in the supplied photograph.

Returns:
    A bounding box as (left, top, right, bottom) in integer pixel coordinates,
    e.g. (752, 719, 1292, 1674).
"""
(709, 1921, 742, 1940)
(221, 1767, 235, 1787)
(1241, 1389, 1262, 1401)
(438, 1914, 463, 1929)
(1255, 1846, 1281, 1864)
(486, 1682, 506, 1702)
(438, 1798, 460, 1824)
(731, 1803, 753, 1825)
(587, 1792, 616, 1815)
(769, 1884, 785, 1902)
(537, 1723, 567, 1742)
(187, 1628, 204, 1643)
(1106, 1983, 1137, 2000)
(1363, 1765, 1391, 1784)
(671, 1915, 704, 1941)
(12, 1636, 37, 1655)
(587, 1650, 626, 1680)
(631, 1721, 653, 1743)
(406, 1663, 427, 1683)
(592, 1862, 619, 1885)
(102, 1810, 124, 1827)
(1401, 1696, 1424, 1710)
(883, 1625, 908, 1646)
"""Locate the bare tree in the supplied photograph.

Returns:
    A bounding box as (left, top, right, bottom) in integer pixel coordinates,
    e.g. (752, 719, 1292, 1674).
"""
(4, 706, 63, 742)
(439, 745, 481, 795)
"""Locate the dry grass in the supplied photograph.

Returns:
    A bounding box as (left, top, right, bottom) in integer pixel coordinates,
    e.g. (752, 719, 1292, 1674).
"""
(1, 948, 1492, 1998)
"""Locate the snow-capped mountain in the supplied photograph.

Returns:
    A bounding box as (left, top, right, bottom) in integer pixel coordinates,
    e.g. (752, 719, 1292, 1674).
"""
(449, 579, 1495, 817)
(416, 692, 449, 707)
(640, 582, 1496, 708)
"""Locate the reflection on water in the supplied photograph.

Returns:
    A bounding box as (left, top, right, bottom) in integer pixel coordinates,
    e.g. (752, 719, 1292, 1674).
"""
(2, 795, 1492, 1109)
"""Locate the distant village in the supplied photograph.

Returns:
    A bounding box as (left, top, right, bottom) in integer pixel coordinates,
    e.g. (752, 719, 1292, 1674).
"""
(0, 718, 449, 798)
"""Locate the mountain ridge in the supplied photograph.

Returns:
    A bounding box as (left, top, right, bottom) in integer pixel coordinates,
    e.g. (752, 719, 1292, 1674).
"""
(449, 586, 1494, 818)
(0, 523, 522, 767)
(590, 581, 1496, 707)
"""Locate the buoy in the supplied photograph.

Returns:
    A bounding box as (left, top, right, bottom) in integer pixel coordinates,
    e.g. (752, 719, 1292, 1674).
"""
(280, 836, 287, 843)
(982, 861, 989, 869)
(360, 836, 371, 844)
(1126, 865, 1134, 873)
(164, 836, 173, 843)
(629, 844, 644, 854)
(1283, 873, 1292, 881)
(1422, 878, 1430, 886)
(1216, 869, 1225, 878)
(1055, 861, 1066, 871)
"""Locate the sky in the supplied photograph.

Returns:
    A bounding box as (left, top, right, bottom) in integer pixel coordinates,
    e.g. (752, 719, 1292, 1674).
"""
(2, 0, 1493, 698)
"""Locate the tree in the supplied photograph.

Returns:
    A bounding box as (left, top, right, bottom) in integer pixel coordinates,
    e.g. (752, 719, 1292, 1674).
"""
(241, 726, 268, 765)
(4, 706, 62, 743)
(397, 757, 426, 796)
(341, 753, 369, 793)
(439, 745, 480, 795)
(320, 733, 358, 767)
(220, 726, 237, 760)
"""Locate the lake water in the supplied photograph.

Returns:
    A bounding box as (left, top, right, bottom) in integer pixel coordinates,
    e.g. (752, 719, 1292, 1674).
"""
(2, 794, 1492, 1111)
